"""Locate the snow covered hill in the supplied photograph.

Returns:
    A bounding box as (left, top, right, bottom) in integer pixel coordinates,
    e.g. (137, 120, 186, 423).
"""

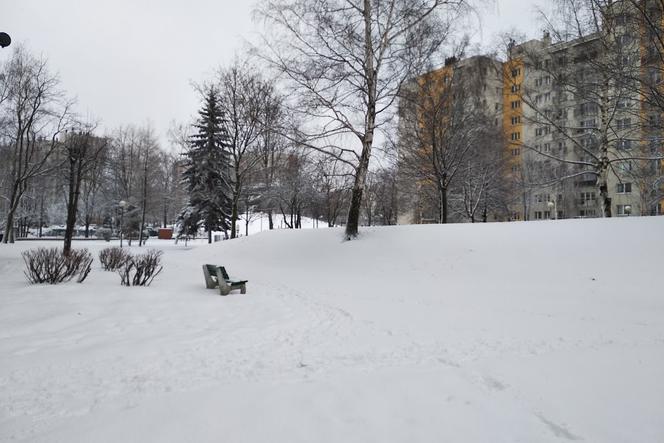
(1, 217, 663, 442)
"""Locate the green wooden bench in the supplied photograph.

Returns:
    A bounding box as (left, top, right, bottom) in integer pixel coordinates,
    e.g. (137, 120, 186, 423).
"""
(202, 264, 248, 296)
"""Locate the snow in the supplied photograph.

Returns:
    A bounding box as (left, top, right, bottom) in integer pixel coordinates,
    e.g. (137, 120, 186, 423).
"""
(1, 217, 663, 442)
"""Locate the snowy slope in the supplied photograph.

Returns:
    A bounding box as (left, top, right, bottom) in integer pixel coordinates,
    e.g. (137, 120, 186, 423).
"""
(1, 217, 663, 442)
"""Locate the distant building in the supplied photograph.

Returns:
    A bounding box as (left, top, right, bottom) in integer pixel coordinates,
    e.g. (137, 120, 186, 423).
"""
(398, 4, 664, 223)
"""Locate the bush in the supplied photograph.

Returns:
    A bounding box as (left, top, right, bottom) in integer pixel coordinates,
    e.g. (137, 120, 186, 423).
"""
(119, 249, 163, 286)
(99, 247, 131, 271)
(23, 247, 93, 284)
(97, 228, 112, 242)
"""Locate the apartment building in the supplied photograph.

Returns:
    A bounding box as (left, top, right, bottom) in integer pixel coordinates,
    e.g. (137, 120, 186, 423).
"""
(396, 55, 505, 224)
(399, 5, 664, 222)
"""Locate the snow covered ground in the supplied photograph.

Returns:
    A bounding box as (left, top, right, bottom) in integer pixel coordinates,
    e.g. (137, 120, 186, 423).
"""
(1, 217, 663, 442)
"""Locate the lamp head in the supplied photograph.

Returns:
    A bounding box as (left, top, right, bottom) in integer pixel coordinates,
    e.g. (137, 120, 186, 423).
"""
(0, 33, 11, 48)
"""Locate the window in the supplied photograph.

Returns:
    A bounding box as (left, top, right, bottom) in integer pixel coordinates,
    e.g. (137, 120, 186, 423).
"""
(617, 161, 633, 173)
(616, 118, 631, 129)
(511, 132, 521, 141)
(649, 114, 661, 128)
(511, 148, 521, 156)
(617, 139, 632, 150)
(616, 182, 632, 193)
(535, 78, 543, 87)
(512, 68, 521, 77)
(495, 102, 502, 111)
(617, 98, 631, 109)
(511, 100, 521, 109)
(543, 143, 551, 152)
(544, 92, 551, 102)
(617, 204, 632, 216)
(545, 76, 551, 85)
(511, 116, 521, 125)
(537, 126, 550, 136)
(511, 84, 520, 93)
(579, 209, 596, 217)
(534, 211, 543, 220)
(544, 211, 551, 219)
(580, 192, 596, 204)
(511, 165, 519, 172)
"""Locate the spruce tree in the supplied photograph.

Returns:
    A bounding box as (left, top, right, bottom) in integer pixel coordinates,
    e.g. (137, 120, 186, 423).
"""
(178, 87, 233, 243)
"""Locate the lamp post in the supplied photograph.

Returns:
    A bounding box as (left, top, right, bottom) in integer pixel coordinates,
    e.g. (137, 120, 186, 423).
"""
(547, 198, 557, 220)
(119, 200, 127, 248)
(624, 205, 632, 216)
(0, 33, 10, 49)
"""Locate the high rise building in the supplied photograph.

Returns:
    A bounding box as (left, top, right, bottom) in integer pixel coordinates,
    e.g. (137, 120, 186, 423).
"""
(398, 6, 664, 223)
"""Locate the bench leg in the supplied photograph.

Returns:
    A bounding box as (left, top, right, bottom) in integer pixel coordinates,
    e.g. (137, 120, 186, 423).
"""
(219, 285, 230, 296)
(240, 284, 246, 294)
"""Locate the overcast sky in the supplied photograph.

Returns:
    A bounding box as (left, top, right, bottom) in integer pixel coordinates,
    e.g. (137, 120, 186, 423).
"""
(3, 0, 546, 148)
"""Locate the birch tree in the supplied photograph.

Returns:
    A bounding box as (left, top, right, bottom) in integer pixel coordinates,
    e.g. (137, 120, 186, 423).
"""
(257, 0, 469, 239)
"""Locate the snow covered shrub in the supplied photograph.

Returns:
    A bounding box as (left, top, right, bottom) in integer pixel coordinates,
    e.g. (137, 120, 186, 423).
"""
(99, 247, 131, 271)
(97, 228, 112, 242)
(23, 247, 93, 284)
(118, 249, 163, 286)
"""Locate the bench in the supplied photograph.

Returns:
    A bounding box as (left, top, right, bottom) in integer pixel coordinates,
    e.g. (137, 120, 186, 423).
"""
(203, 264, 248, 296)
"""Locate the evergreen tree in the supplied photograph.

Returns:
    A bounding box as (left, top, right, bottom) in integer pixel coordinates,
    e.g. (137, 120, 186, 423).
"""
(178, 87, 233, 243)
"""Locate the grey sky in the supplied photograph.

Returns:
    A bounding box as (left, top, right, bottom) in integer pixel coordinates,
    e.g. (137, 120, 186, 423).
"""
(3, 0, 547, 147)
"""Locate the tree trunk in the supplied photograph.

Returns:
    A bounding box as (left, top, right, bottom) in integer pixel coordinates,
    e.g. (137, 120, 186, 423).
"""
(345, 0, 376, 240)
(208, 228, 212, 244)
(438, 184, 449, 224)
(231, 200, 239, 239)
(84, 213, 90, 238)
(245, 205, 250, 237)
(2, 186, 21, 244)
(598, 170, 612, 217)
(64, 155, 85, 256)
(267, 210, 274, 230)
(38, 196, 44, 238)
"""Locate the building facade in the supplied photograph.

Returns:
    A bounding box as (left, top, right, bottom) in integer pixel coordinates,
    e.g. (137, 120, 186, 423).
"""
(399, 7, 664, 222)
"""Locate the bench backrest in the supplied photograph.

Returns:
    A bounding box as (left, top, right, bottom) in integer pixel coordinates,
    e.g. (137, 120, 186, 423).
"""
(219, 266, 230, 280)
(206, 264, 231, 281)
(206, 264, 218, 277)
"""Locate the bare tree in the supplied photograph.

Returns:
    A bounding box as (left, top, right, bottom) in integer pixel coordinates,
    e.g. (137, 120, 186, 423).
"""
(398, 56, 497, 223)
(314, 157, 352, 227)
(1, 46, 73, 243)
(216, 60, 268, 238)
(256, 84, 287, 230)
(62, 127, 107, 255)
(137, 127, 159, 247)
(257, 0, 469, 239)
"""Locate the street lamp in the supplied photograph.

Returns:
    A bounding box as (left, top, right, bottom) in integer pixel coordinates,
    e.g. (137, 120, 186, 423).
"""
(624, 205, 632, 216)
(547, 198, 557, 220)
(0, 33, 11, 49)
(119, 200, 127, 248)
